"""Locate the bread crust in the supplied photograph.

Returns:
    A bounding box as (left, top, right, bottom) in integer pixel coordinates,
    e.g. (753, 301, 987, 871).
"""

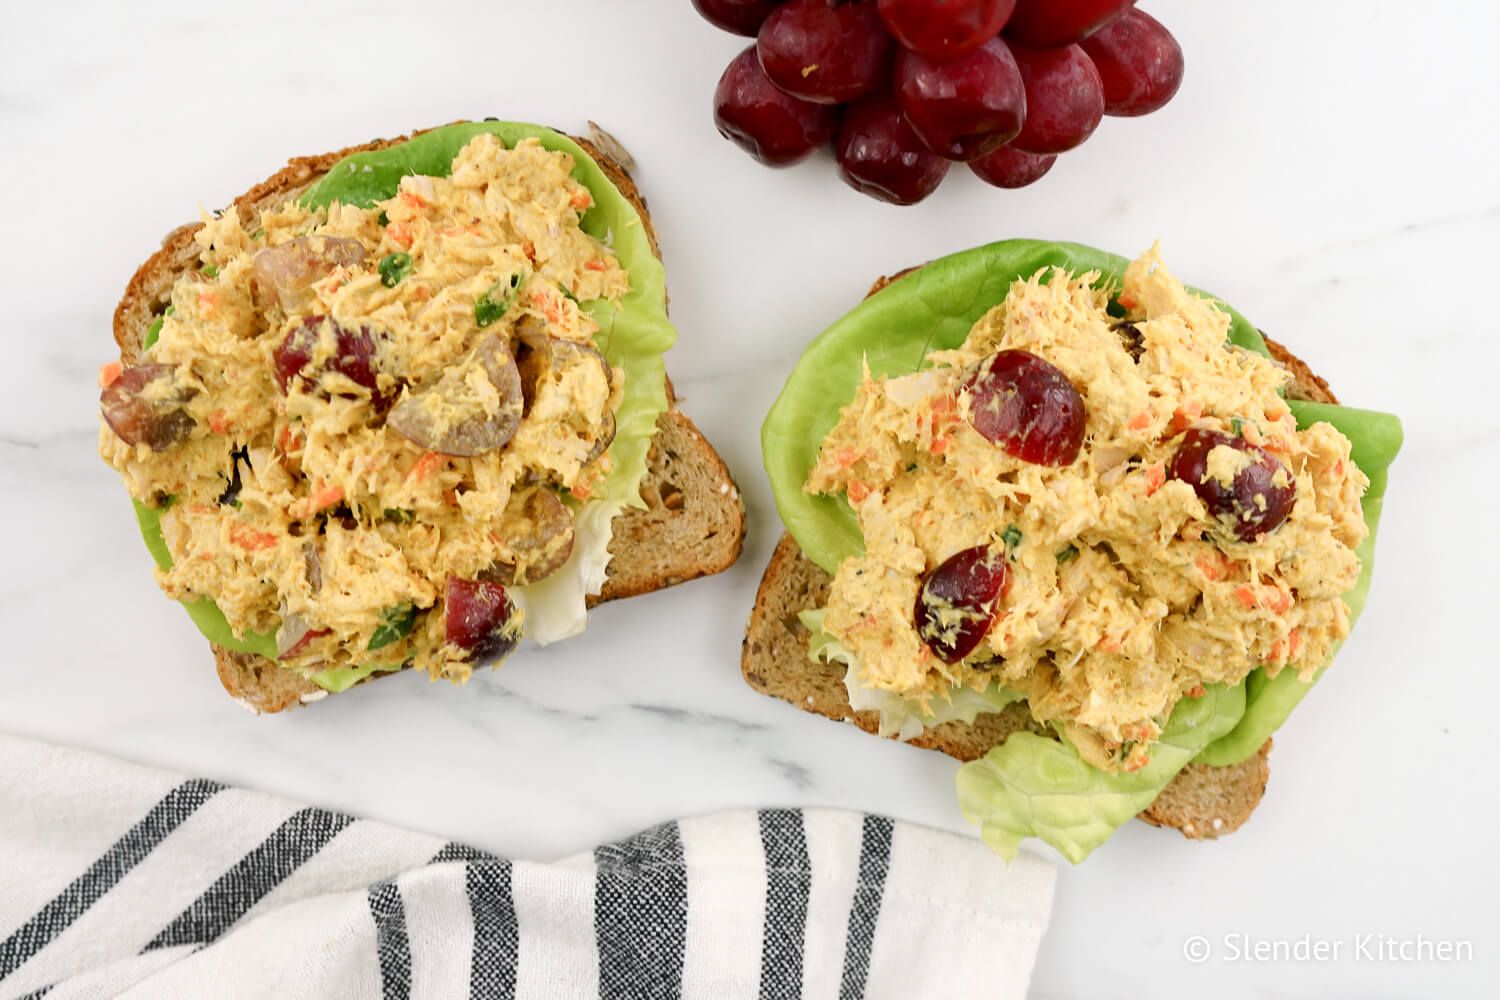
(113, 124, 743, 711)
(741, 263, 1341, 843)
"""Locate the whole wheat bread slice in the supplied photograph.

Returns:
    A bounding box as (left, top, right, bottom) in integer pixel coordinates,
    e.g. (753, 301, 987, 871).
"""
(111, 124, 745, 712)
(741, 264, 1339, 843)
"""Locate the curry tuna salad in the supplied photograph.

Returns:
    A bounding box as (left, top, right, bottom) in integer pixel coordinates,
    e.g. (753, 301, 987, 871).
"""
(750, 240, 1401, 861)
(808, 249, 1367, 773)
(100, 122, 744, 705)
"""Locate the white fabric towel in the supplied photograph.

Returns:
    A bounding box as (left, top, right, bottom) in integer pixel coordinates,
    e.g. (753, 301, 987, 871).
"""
(0, 734, 1055, 999)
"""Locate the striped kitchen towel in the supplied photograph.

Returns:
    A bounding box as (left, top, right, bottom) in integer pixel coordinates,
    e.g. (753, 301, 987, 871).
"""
(0, 734, 1054, 999)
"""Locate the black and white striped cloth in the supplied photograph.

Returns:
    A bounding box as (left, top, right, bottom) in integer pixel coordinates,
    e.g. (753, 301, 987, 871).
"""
(0, 734, 1054, 999)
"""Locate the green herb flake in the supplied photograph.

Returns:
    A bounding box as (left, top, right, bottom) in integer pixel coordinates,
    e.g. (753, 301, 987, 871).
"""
(144, 316, 165, 349)
(382, 508, 415, 523)
(379, 252, 413, 288)
(377, 210, 389, 227)
(1057, 544, 1080, 564)
(368, 604, 417, 651)
(201, 264, 219, 279)
(475, 272, 524, 328)
(1231, 416, 1245, 436)
(1002, 525, 1024, 552)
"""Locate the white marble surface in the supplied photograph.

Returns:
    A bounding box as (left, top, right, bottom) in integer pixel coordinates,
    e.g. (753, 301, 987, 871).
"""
(3, 0, 1498, 995)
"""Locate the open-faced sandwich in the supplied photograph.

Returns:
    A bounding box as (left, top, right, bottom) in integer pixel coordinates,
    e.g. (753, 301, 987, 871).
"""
(100, 121, 744, 712)
(746, 241, 1401, 861)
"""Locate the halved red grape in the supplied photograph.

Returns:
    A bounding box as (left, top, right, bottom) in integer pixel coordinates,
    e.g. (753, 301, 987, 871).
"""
(894, 37, 1026, 161)
(876, 0, 1016, 62)
(714, 45, 840, 166)
(1079, 9, 1184, 117)
(482, 487, 576, 587)
(100, 364, 197, 450)
(692, 0, 782, 36)
(386, 334, 523, 457)
(835, 94, 951, 205)
(1005, 0, 1134, 48)
(963, 350, 1086, 465)
(445, 577, 518, 665)
(276, 612, 330, 660)
(1169, 428, 1295, 542)
(915, 545, 1010, 663)
(272, 316, 389, 408)
(1009, 43, 1104, 153)
(969, 144, 1057, 187)
(757, 0, 894, 105)
(251, 236, 366, 314)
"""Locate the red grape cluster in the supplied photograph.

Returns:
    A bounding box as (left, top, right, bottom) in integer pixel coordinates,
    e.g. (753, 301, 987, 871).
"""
(698, 0, 1184, 204)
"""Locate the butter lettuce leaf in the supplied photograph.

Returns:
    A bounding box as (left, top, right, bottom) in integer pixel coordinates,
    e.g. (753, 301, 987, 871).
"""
(309, 660, 403, 694)
(957, 683, 1246, 863)
(130, 122, 674, 671)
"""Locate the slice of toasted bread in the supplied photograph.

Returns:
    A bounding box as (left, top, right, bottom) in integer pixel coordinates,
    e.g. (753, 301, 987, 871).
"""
(741, 265, 1339, 843)
(113, 124, 745, 712)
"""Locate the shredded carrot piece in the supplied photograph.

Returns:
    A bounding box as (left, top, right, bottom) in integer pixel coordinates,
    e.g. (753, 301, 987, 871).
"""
(409, 452, 441, 481)
(229, 524, 279, 551)
(585, 259, 607, 272)
(310, 482, 345, 512)
(529, 289, 562, 324)
(1264, 587, 1294, 614)
(388, 222, 414, 249)
(98, 361, 123, 388)
(1288, 627, 1304, 658)
(1265, 401, 1289, 422)
(1128, 409, 1154, 431)
(570, 190, 593, 211)
(1123, 754, 1149, 773)
(1098, 633, 1124, 653)
(1234, 584, 1259, 609)
(1145, 463, 1166, 495)
(846, 480, 871, 503)
(1195, 552, 1229, 581)
(833, 447, 859, 468)
(399, 191, 428, 210)
(1186, 684, 1207, 698)
(570, 479, 594, 501)
(277, 425, 304, 454)
(1167, 400, 1202, 435)
(522, 240, 537, 262)
(197, 289, 218, 316)
(208, 410, 232, 435)
(930, 437, 949, 456)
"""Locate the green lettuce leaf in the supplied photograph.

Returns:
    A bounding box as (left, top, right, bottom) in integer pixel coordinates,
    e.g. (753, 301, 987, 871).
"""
(957, 682, 1246, 863)
(129, 122, 674, 670)
(802, 609, 1023, 738)
(308, 660, 403, 694)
